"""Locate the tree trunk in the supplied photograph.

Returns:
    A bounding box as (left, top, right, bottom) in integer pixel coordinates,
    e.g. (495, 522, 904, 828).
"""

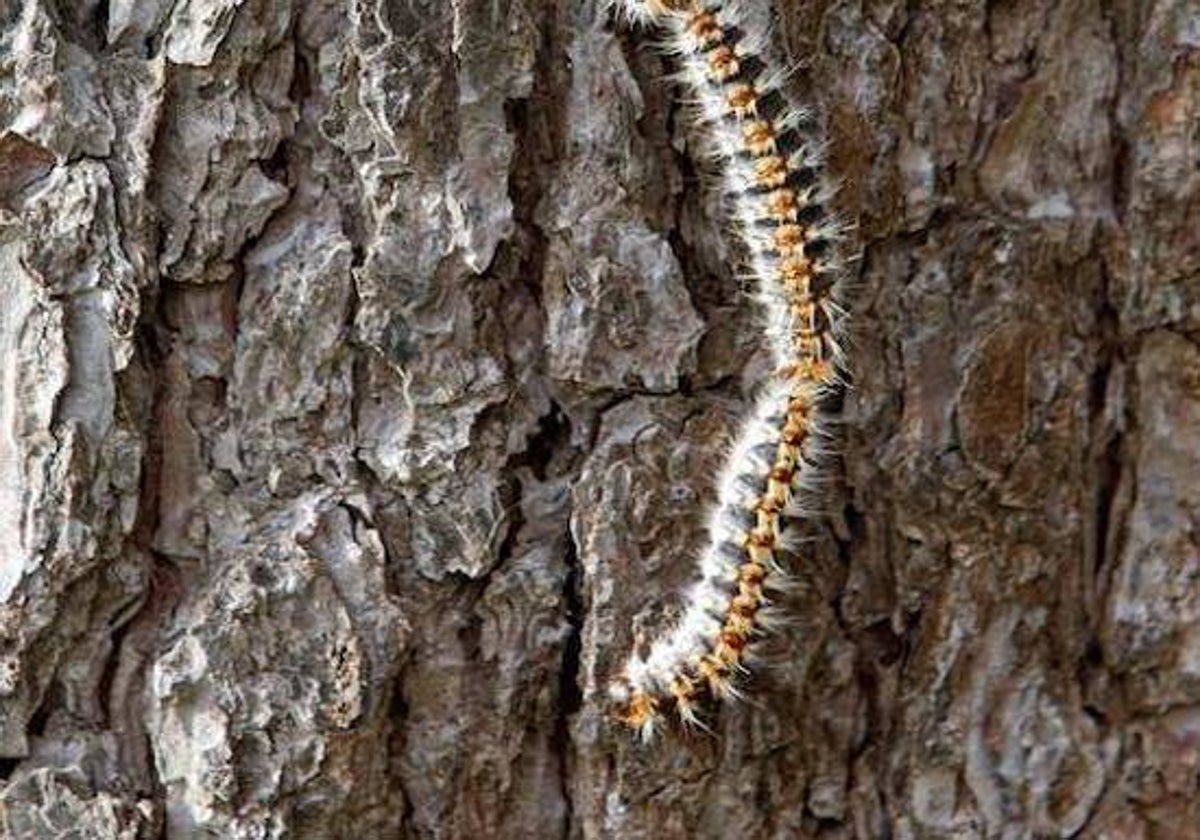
(1, 0, 1197, 837)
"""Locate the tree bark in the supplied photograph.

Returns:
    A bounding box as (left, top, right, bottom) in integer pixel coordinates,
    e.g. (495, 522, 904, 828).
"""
(1, 0, 1198, 837)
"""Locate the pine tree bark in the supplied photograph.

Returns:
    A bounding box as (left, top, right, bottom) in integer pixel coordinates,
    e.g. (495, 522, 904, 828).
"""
(1, 0, 1198, 837)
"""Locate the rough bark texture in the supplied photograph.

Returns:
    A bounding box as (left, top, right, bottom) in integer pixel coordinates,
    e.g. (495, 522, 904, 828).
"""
(0, 0, 1198, 838)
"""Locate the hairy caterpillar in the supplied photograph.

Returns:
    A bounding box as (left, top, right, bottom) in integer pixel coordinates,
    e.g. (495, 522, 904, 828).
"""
(605, 0, 850, 739)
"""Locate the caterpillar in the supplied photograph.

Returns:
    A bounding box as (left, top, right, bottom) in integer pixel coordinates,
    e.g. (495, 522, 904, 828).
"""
(604, 0, 850, 740)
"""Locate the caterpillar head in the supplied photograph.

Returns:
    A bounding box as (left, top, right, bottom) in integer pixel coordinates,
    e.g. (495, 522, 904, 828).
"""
(608, 675, 661, 741)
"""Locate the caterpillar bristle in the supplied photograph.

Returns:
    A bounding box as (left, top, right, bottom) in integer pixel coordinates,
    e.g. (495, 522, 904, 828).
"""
(606, 0, 853, 738)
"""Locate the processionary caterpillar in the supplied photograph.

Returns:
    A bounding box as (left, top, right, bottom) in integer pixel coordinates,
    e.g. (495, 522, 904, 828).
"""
(604, 0, 851, 740)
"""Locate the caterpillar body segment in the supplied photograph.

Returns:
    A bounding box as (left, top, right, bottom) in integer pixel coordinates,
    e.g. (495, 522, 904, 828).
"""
(610, 375, 824, 740)
(606, 0, 851, 738)
(649, 1, 844, 377)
